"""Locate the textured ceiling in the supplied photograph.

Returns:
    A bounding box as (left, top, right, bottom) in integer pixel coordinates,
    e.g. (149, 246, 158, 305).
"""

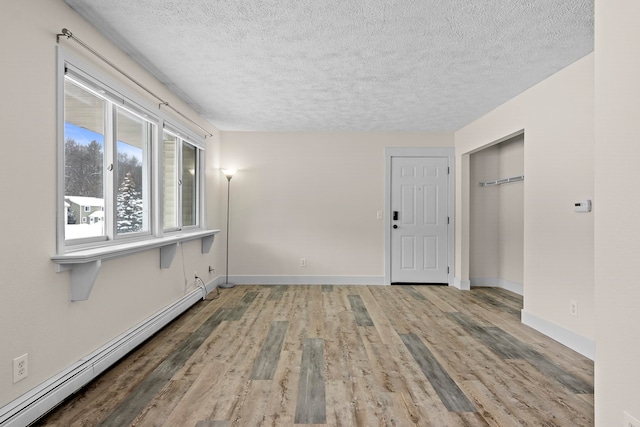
(63, 0, 593, 131)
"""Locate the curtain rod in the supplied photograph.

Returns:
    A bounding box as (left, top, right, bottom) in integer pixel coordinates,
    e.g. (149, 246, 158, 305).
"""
(57, 28, 213, 139)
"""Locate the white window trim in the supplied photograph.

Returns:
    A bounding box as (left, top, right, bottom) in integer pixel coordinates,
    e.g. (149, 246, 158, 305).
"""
(162, 126, 204, 233)
(54, 47, 213, 301)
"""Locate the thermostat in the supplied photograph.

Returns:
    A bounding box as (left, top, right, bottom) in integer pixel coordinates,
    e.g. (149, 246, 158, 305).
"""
(574, 200, 591, 213)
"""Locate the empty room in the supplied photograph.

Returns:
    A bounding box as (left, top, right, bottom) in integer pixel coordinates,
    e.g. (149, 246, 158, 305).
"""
(1, 0, 639, 426)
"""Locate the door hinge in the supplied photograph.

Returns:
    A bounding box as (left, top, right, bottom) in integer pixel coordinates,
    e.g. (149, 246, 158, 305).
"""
(447, 267, 450, 274)
(447, 216, 450, 224)
(447, 167, 450, 175)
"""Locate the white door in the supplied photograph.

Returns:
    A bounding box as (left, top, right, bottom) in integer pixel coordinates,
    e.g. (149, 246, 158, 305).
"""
(391, 156, 449, 283)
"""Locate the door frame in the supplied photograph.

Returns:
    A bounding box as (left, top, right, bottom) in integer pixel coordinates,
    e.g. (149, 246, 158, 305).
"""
(384, 147, 455, 285)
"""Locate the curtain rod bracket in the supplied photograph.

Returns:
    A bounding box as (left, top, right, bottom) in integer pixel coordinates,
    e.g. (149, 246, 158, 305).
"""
(56, 28, 72, 43)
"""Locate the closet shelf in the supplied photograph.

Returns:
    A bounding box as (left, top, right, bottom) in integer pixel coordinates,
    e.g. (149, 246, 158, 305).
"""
(480, 175, 524, 187)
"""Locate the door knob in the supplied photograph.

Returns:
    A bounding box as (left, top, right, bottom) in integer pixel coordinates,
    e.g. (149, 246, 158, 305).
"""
(393, 225, 398, 229)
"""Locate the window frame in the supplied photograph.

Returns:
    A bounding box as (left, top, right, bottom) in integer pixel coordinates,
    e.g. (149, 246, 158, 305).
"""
(57, 48, 207, 255)
(162, 126, 204, 233)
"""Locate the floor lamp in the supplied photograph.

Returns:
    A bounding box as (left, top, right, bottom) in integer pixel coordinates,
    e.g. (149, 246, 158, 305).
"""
(219, 169, 237, 289)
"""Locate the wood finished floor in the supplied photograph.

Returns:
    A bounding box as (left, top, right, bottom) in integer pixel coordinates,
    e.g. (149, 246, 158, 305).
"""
(35, 285, 594, 426)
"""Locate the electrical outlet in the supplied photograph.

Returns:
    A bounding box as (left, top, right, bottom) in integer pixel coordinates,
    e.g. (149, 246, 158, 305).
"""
(13, 354, 28, 383)
(570, 300, 578, 316)
(300, 258, 307, 267)
(624, 411, 640, 427)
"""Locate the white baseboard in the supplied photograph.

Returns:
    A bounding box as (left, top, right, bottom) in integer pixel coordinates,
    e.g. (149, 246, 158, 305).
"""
(227, 275, 386, 285)
(521, 310, 595, 360)
(453, 277, 471, 291)
(470, 277, 524, 296)
(0, 279, 219, 427)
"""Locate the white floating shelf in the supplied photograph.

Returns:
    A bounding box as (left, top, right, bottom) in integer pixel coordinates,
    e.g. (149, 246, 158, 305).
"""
(52, 229, 220, 301)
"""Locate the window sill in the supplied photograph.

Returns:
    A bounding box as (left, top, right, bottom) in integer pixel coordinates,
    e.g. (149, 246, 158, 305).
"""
(52, 229, 220, 301)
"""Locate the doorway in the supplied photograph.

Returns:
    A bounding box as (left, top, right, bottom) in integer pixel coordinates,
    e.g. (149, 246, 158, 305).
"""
(384, 147, 454, 285)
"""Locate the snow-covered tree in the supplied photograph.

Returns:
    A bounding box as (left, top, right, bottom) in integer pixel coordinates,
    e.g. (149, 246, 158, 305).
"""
(116, 172, 143, 233)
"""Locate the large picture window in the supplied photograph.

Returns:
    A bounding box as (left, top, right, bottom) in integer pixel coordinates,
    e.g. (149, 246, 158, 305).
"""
(60, 57, 205, 252)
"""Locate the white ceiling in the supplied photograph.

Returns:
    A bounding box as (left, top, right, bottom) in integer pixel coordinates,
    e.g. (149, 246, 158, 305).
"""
(63, 0, 593, 132)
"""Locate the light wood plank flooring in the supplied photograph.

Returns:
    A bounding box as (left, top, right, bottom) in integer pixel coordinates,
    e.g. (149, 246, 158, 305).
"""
(34, 285, 594, 426)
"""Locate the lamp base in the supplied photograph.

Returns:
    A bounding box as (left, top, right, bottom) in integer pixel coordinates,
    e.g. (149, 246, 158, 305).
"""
(218, 282, 235, 289)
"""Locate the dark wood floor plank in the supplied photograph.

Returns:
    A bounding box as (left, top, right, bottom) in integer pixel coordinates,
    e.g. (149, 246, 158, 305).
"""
(294, 338, 326, 424)
(402, 284, 427, 300)
(194, 420, 229, 427)
(347, 294, 374, 326)
(321, 284, 333, 292)
(225, 290, 258, 320)
(250, 320, 289, 380)
(399, 333, 477, 413)
(469, 290, 521, 318)
(267, 285, 286, 301)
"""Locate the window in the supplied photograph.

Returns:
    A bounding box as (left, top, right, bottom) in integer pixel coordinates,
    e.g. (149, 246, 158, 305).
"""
(163, 130, 201, 231)
(59, 53, 206, 253)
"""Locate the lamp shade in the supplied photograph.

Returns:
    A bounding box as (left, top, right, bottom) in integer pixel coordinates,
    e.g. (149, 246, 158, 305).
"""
(222, 169, 237, 179)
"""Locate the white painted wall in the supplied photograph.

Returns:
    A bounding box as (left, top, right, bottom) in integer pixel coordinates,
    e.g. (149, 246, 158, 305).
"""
(220, 132, 453, 282)
(469, 145, 501, 279)
(455, 54, 595, 343)
(594, 0, 640, 424)
(498, 138, 524, 286)
(0, 0, 223, 406)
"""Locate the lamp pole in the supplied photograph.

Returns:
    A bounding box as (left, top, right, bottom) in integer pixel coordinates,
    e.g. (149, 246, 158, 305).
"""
(220, 170, 236, 288)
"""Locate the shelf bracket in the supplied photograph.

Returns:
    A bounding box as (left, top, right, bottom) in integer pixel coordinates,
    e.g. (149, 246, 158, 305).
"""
(202, 234, 215, 253)
(160, 242, 179, 269)
(70, 260, 102, 301)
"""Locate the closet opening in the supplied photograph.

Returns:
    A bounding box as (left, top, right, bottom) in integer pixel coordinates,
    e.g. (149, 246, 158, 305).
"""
(469, 132, 524, 297)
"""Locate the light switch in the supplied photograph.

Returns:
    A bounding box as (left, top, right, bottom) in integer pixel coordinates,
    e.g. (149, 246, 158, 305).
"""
(574, 200, 591, 213)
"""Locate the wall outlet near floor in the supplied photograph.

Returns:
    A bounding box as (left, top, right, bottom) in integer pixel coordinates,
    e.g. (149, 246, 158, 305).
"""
(300, 258, 307, 267)
(13, 353, 28, 383)
(624, 411, 640, 427)
(569, 300, 578, 316)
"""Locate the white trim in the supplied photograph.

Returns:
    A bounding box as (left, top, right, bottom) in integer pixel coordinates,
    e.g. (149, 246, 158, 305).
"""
(227, 276, 386, 285)
(0, 279, 219, 427)
(453, 276, 471, 290)
(470, 277, 524, 295)
(521, 310, 595, 360)
(384, 147, 455, 285)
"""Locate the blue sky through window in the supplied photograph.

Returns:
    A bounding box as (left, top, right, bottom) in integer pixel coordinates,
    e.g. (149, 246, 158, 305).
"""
(65, 122, 103, 146)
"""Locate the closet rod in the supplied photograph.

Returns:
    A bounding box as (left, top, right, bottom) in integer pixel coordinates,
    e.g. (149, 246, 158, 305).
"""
(56, 28, 213, 138)
(480, 175, 524, 187)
